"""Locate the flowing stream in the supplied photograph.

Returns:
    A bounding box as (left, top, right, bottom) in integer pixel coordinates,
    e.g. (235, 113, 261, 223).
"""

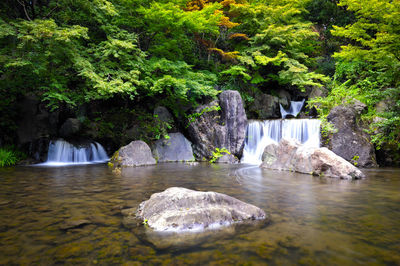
(0, 164, 399, 265)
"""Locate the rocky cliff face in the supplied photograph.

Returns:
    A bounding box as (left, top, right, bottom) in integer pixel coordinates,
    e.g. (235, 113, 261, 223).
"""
(326, 102, 377, 168)
(187, 90, 247, 161)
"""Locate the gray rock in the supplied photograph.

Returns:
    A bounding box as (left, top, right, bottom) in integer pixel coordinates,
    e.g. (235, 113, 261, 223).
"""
(59, 118, 81, 138)
(216, 153, 239, 164)
(110, 140, 156, 167)
(188, 90, 247, 161)
(376, 100, 390, 113)
(248, 91, 290, 119)
(219, 90, 248, 156)
(152, 133, 194, 162)
(261, 138, 365, 179)
(309, 86, 328, 99)
(154, 106, 174, 124)
(327, 103, 377, 167)
(129, 187, 266, 232)
(154, 106, 177, 133)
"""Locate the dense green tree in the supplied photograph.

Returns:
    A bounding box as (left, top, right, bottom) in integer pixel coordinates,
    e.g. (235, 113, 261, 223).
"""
(218, 0, 329, 99)
(1, 0, 398, 162)
(310, 0, 400, 153)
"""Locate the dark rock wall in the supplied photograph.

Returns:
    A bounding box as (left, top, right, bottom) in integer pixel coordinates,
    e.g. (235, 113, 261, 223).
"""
(326, 103, 378, 168)
(187, 90, 247, 160)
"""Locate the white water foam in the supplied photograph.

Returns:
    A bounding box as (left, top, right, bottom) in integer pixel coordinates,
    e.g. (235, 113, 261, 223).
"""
(280, 99, 305, 118)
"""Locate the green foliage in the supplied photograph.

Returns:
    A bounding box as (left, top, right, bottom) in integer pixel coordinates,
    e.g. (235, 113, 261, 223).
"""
(144, 57, 219, 116)
(327, 0, 399, 151)
(227, 0, 329, 92)
(0, 149, 18, 167)
(0, 0, 398, 159)
(351, 155, 359, 166)
(141, 114, 172, 141)
(0, 146, 25, 167)
(186, 103, 221, 127)
(209, 147, 231, 163)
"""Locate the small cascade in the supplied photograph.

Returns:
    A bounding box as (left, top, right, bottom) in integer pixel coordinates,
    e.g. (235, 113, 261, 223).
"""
(41, 140, 109, 166)
(241, 119, 321, 164)
(280, 99, 305, 118)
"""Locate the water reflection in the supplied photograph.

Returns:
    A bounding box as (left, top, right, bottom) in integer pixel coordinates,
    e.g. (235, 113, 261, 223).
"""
(0, 164, 399, 264)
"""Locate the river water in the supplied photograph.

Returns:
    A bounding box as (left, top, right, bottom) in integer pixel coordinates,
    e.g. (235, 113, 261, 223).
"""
(0, 163, 399, 265)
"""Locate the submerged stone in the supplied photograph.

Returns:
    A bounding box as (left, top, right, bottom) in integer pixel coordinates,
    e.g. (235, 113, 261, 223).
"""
(59, 219, 92, 230)
(261, 138, 365, 179)
(131, 187, 266, 232)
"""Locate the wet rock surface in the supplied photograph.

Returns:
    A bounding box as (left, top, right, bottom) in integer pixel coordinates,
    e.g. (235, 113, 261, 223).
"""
(16, 94, 58, 161)
(248, 91, 290, 119)
(261, 138, 365, 179)
(188, 90, 247, 161)
(152, 133, 194, 162)
(216, 153, 239, 164)
(125, 187, 266, 232)
(327, 102, 377, 167)
(110, 140, 156, 167)
(59, 118, 81, 138)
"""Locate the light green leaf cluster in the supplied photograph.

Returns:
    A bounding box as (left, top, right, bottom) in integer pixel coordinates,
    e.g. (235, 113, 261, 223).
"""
(312, 0, 400, 151)
(143, 57, 218, 115)
(227, 0, 328, 91)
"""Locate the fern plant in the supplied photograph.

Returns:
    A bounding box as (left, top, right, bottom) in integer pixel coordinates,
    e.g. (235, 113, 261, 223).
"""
(209, 147, 231, 163)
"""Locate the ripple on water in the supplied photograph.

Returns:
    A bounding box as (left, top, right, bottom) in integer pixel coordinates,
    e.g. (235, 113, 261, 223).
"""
(0, 163, 399, 264)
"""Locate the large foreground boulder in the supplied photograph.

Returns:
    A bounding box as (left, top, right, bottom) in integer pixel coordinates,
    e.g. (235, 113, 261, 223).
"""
(187, 90, 247, 161)
(261, 139, 365, 179)
(327, 102, 377, 167)
(128, 187, 266, 232)
(110, 140, 156, 167)
(152, 133, 194, 162)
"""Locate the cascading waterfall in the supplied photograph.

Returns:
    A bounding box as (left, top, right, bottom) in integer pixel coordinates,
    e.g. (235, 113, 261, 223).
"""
(41, 140, 109, 166)
(280, 99, 305, 118)
(241, 98, 320, 164)
(241, 119, 321, 165)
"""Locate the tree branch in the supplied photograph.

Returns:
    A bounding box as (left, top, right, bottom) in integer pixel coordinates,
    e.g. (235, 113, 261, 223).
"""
(43, 0, 59, 19)
(17, 0, 32, 21)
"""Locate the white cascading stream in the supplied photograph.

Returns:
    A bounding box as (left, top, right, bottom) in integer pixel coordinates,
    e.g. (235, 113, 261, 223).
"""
(43, 140, 109, 166)
(241, 119, 321, 165)
(280, 99, 305, 118)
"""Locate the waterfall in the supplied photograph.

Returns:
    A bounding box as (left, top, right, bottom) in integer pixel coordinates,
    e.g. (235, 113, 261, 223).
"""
(41, 140, 109, 166)
(280, 99, 305, 118)
(241, 119, 321, 165)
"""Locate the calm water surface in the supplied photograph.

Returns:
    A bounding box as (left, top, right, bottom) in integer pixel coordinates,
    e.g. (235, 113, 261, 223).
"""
(0, 163, 399, 265)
